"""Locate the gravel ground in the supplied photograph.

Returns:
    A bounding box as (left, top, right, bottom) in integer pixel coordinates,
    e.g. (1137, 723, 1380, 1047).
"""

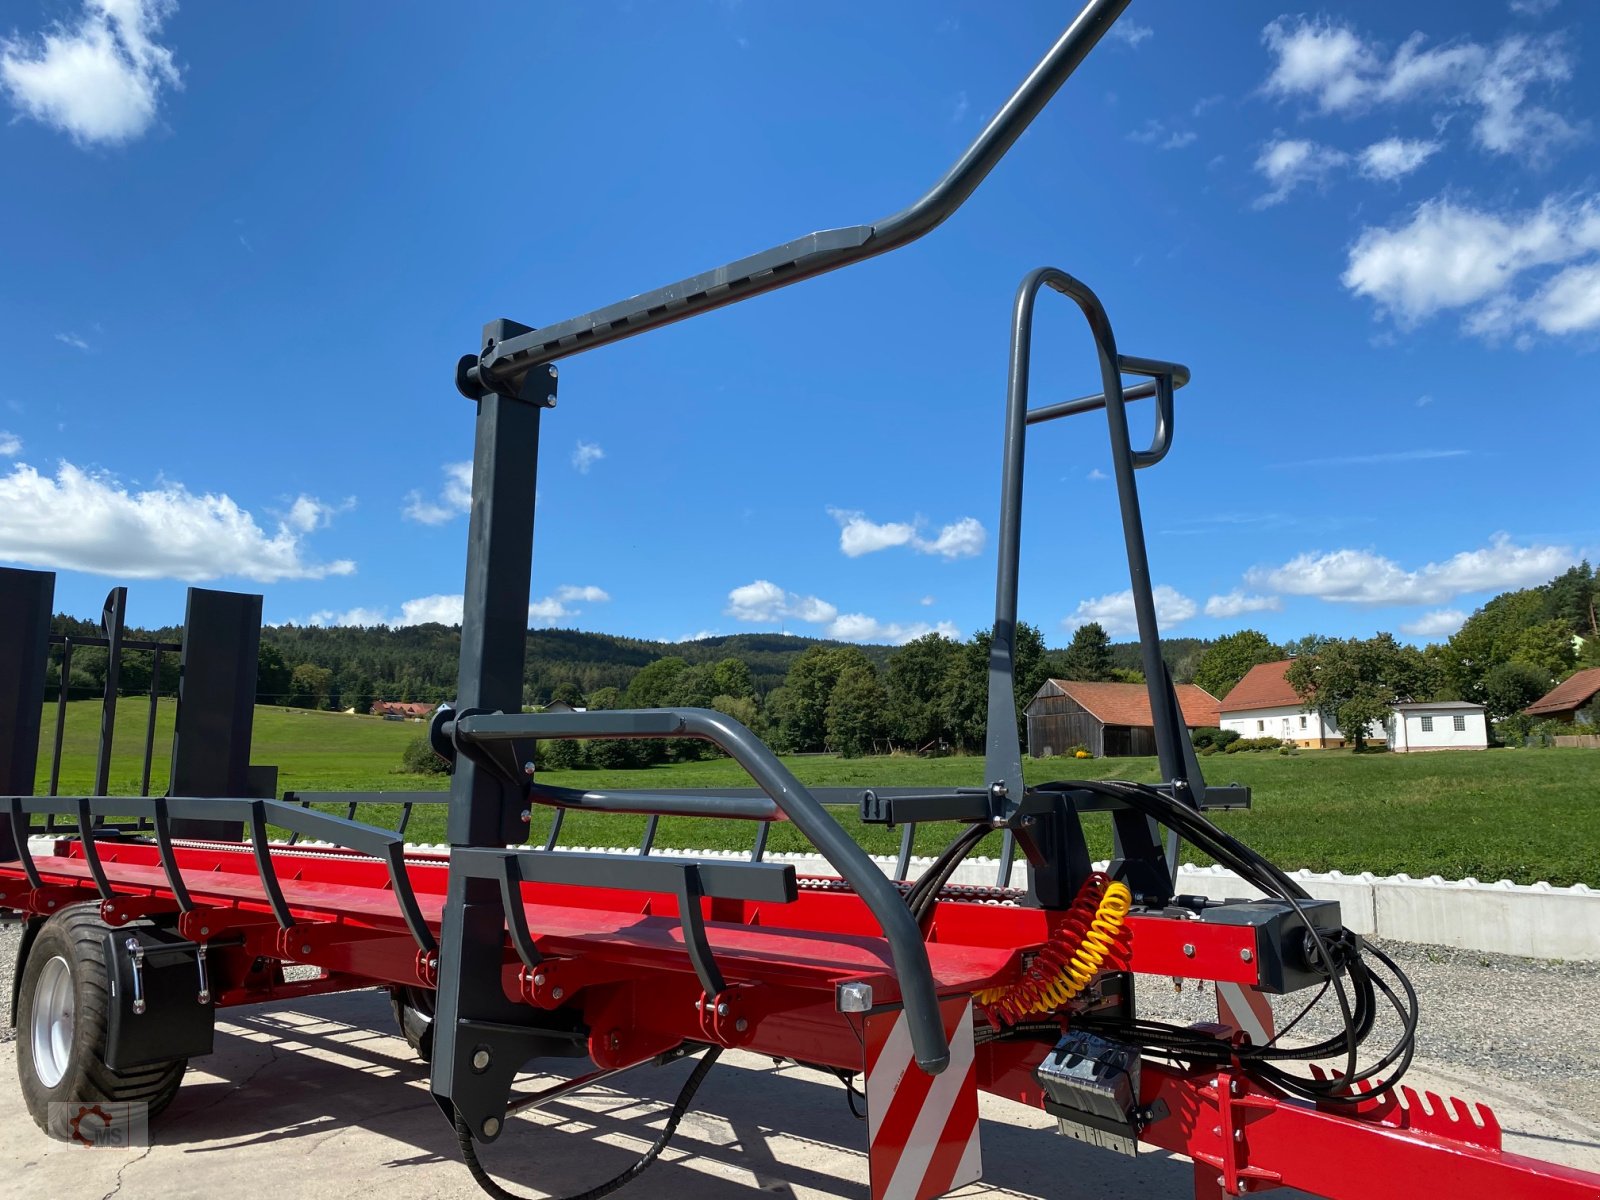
(2, 916, 1596, 1138)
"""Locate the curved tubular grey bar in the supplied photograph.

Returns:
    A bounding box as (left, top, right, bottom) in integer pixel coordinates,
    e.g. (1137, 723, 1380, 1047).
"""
(529, 783, 777, 821)
(467, 0, 1132, 395)
(984, 267, 1190, 797)
(452, 707, 951, 1074)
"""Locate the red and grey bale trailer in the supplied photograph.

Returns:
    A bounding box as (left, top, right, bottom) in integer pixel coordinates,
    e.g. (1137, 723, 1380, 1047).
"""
(5, 2, 1600, 1198)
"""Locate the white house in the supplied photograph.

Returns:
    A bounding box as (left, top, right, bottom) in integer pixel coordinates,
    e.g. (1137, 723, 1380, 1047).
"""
(1217, 660, 1385, 748)
(1388, 701, 1488, 752)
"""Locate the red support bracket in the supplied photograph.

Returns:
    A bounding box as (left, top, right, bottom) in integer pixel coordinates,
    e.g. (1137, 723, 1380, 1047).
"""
(17, 884, 99, 918)
(1188, 1068, 1284, 1196)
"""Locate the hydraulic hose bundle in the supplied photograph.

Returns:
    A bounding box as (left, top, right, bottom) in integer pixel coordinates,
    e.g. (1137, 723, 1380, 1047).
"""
(1039, 779, 1421, 1108)
(976, 872, 1132, 1024)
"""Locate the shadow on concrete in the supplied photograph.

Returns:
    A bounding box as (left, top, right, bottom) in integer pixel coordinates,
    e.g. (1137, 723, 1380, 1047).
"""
(152, 988, 1225, 1199)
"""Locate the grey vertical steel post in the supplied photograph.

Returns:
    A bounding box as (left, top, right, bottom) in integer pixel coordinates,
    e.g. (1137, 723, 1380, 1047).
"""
(167, 588, 264, 841)
(432, 320, 555, 1125)
(1093, 333, 1183, 787)
(94, 586, 127, 799)
(982, 276, 1042, 807)
(141, 649, 162, 797)
(0, 568, 55, 861)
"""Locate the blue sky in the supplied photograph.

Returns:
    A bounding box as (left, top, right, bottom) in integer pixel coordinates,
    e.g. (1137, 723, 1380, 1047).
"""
(1, 0, 1595, 651)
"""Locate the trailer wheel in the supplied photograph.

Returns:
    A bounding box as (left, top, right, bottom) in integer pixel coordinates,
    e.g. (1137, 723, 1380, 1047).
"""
(389, 986, 434, 1063)
(15, 905, 187, 1138)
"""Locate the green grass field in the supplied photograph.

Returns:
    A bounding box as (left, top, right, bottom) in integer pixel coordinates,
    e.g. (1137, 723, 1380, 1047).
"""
(31, 700, 1600, 886)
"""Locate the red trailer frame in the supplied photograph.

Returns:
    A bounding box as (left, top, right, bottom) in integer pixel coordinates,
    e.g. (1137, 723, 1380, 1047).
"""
(5, 839, 1599, 1200)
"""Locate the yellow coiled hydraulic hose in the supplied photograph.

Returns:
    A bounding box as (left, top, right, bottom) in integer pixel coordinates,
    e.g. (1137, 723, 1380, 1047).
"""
(975, 872, 1133, 1024)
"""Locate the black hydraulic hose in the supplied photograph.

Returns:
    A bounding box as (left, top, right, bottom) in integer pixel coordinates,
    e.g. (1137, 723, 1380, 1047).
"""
(1043, 778, 1425, 1100)
(454, 1047, 722, 1200)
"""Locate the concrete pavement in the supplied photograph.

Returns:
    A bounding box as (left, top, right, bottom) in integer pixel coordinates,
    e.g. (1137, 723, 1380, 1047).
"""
(3, 985, 1599, 1200)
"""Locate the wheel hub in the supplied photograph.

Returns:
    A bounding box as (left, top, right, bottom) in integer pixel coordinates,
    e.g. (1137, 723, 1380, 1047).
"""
(31, 955, 75, 1089)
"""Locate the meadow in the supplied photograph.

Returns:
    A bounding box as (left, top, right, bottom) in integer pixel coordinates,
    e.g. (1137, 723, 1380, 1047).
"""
(32, 700, 1600, 887)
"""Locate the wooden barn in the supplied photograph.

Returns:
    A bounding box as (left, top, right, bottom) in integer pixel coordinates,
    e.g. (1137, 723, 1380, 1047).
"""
(1025, 679, 1221, 758)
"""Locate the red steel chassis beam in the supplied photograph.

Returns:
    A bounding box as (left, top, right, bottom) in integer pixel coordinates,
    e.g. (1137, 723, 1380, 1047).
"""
(4, 840, 1599, 1200)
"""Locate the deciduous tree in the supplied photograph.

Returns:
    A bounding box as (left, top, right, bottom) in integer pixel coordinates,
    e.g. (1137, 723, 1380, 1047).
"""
(1192, 629, 1281, 699)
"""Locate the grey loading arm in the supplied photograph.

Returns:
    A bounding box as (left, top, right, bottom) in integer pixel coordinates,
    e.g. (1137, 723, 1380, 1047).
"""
(460, 0, 1133, 398)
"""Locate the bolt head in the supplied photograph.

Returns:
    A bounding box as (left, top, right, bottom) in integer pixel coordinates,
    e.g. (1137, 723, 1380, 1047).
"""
(533, 973, 546, 987)
(199, 926, 209, 936)
(472, 1049, 491, 1072)
(1234, 1128, 1244, 1142)
(523, 761, 536, 775)
(548, 365, 558, 378)
(300, 944, 313, 955)
(519, 810, 531, 824)
(735, 1018, 748, 1033)
(1182, 943, 1196, 957)
(1240, 948, 1253, 962)
(482, 1117, 501, 1138)
(551, 986, 565, 1000)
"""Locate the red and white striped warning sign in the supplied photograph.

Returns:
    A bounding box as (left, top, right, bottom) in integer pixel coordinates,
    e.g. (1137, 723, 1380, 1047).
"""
(864, 998, 981, 1200)
(1217, 981, 1276, 1046)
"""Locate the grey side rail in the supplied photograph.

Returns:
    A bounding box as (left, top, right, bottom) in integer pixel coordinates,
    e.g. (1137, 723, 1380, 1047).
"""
(445, 706, 950, 1074)
(461, 0, 1133, 397)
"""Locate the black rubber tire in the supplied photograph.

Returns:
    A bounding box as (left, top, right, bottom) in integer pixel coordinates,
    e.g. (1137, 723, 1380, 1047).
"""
(389, 985, 435, 1064)
(15, 904, 187, 1138)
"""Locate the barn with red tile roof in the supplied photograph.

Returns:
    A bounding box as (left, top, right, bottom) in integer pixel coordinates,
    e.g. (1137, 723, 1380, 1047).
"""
(1024, 679, 1220, 758)
(1523, 667, 1600, 724)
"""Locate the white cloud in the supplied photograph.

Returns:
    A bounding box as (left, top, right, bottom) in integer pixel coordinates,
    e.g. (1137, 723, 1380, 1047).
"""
(403, 461, 472, 525)
(1273, 448, 1468, 469)
(1401, 608, 1469, 637)
(1064, 584, 1198, 636)
(1247, 534, 1574, 606)
(1261, 16, 1580, 162)
(1128, 119, 1197, 150)
(1358, 136, 1443, 180)
(1509, 0, 1559, 14)
(313, 585, 608, 629)
(0, 432, 20, 457)
(831, 509, 915, 557)
(572, 441, 604, 474)
(916, 517, 986, 559)
(1, 0, 181, 146)
(1253, 138, 1348, 207)
(951, 90, 968, 123)
(828, 508, 986, 560)
(725, 579, 837, 626)
(1344, 195, 1600, 339)
(1087, 468, 1109, 482)
(55, 332, 91, 351)
(0, 460, 353, 581)
(723, 578, 952, 644)
(825, 614, 960, 645)
(919, 595, 936, 606)
(1109, 21, 1153, 48)
(284, 494, 353, 533)
(1204, 591, 1283, 619)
